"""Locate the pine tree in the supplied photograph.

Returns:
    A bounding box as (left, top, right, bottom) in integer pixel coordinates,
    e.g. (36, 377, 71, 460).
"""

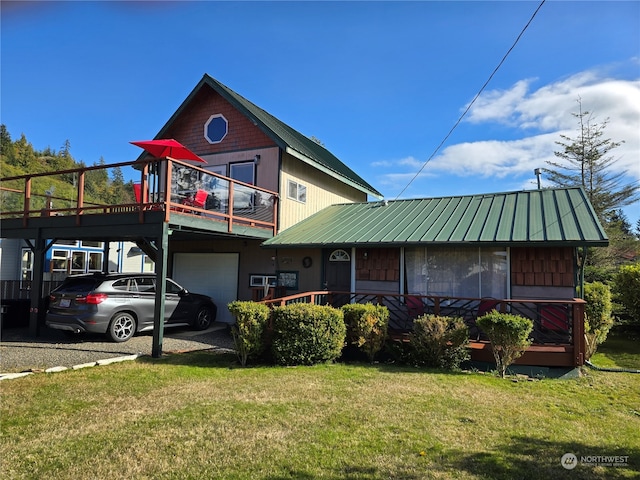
(544, 100, 639, 222)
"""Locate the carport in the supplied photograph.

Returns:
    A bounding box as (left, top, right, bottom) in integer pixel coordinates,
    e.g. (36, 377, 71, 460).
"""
(0, 157, 278, 357)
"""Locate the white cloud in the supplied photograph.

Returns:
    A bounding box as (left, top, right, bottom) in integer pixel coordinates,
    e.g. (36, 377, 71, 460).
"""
(377, 68, 640, 196)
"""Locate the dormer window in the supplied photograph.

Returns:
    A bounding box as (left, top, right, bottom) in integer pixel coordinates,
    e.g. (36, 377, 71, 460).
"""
(287, 180, 307, 203)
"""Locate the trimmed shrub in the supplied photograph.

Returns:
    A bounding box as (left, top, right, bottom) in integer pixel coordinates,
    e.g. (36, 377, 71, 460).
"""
(477, 312, 533, 378)
(342, 303, 389, 363)
(583, 281, 615, 359)
(410, 314, 470, 370)
(271, 303, 346, 366)
(613, 263, 640, 326)
(228, 301, 271, 366)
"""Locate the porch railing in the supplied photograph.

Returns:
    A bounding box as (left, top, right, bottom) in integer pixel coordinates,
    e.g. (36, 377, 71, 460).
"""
(261, 291, 586, 366)
(0, 157, 279, 235)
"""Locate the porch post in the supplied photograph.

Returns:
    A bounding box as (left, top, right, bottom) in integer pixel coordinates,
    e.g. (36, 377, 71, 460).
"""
(29, 232, 46, 336)
(572, 299, 585, 366)
(399, 248, 405, 297)
(152, 223, 169, 358)
(102, 242, 110, 273)
(350, 247, 356, 294)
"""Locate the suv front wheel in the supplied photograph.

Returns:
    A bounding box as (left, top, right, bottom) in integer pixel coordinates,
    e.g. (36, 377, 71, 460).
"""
(193, 305, 215, 330)
(108, 312, 137, 342)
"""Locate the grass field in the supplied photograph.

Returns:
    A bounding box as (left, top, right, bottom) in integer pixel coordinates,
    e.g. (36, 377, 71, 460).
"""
(1, 334, 639, 479)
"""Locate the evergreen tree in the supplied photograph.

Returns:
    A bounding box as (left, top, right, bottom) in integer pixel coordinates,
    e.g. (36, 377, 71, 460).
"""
(0, 124, 15, 162)
(10, 134, 35, 169)
(545, 101, 640, 280)
(545, 100, 639, 222)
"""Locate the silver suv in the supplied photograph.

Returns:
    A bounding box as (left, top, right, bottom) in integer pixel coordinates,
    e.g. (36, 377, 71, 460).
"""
(46, 273, 217, 342)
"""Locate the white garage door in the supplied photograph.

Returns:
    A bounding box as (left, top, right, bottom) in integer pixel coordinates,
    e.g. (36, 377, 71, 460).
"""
(172, 253, 239, 323)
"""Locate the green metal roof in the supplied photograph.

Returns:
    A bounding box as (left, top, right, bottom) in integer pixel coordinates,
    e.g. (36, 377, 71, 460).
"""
(155, 74, 382, 199)
(262, 187, 609, 248)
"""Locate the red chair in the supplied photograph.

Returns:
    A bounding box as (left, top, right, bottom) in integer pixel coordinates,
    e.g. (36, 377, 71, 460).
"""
(539, 305, 569, 331)
(133, 183, 142, 202)
(406, 295, 425, 318)
(193, 189, 208, 208)
(469, 299, 499, 341)
(477, 299, 500, 317)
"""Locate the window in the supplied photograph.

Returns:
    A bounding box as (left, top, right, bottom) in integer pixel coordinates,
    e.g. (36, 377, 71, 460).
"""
(88, 252, 103, 272)
(112, 279, 132, 291)
(54, 240, 77, 246)
(136, 277, 156, 292)
(70, 251, 86, 274)
(82, 241, 103, 248)
(51, 250, 69, 271)
(230, 161, 255, 185)
(166, 279, 184, 294)
(405, 246, 507, 299)
(250, 275, 277, 287)
(287, 180, 307, 203)
(207, 165, 226, 177)
(21, 249, 33, 281)
(329, 249, 350, 262)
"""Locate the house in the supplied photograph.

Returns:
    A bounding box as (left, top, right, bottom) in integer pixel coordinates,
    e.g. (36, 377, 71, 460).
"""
(262, 187, 609, 367)
(0, 74, 380, 337)
(0, 74, 609, 366)
(132, 74, 382, 318)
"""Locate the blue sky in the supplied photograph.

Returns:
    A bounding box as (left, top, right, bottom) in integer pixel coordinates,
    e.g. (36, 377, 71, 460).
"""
(2, 1, 639, 222)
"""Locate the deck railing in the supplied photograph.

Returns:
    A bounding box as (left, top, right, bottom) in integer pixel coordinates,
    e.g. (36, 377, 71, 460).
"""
(0, 158, 279, 235)
(261, 291, 586, 366)
(0, 280, 64, 300)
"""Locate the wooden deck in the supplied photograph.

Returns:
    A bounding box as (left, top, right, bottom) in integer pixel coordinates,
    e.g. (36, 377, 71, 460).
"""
(469, 341, 575, 367)
(0, 157, 279, 240)
(263, 291, 586, 368)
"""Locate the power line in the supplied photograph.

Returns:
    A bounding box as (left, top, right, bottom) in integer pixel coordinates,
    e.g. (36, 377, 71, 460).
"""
(394, 0, 547, 200)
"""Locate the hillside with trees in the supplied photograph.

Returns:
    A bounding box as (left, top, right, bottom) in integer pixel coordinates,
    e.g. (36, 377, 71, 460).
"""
(0, 125, 135, 213)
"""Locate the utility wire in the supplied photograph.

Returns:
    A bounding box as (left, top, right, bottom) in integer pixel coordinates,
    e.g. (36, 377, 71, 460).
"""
(394, 0, 546, 200)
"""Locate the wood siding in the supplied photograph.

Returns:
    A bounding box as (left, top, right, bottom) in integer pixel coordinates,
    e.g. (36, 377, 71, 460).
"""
(355, 248, 400, 282)
(511, 247, 575, 287)
(279, 154, 367, 231)
(163, 87, 277, 156)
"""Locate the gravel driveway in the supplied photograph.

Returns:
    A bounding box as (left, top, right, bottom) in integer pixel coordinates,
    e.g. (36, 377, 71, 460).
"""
(0, 323, 235, 374)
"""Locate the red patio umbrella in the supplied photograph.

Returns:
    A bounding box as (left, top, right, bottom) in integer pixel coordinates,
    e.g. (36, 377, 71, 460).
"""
(130, 139, 206, 163)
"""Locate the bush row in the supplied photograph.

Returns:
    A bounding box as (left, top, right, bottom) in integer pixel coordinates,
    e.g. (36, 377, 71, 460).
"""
(228, 301, 478, 370)
(228, 285, 619, 373)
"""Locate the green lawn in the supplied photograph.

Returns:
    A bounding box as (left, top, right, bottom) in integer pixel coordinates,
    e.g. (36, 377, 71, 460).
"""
(1, 336, 639, 480)
(590, 330, 640, 370)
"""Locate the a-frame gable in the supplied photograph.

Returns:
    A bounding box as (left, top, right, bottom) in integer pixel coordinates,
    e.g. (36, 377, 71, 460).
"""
(149, 74, 382, 199)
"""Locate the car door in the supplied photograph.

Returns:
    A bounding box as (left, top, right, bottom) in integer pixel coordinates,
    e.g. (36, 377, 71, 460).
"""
(131, 276, 158, 330)
(164, 279, 192, 323)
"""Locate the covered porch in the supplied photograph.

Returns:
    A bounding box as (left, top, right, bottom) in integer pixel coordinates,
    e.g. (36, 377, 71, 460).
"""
(261, 291, 586, 368)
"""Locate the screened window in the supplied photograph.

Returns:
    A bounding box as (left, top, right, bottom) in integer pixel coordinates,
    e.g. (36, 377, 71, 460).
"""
(287, 180, 307, 203)
(405, 246, 507, 299)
